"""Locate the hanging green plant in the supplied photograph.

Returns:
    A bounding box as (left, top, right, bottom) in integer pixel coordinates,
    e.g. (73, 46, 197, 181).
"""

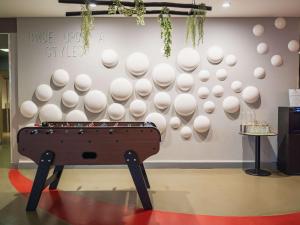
(158, 7, 172, 58)
(186, 4, 207, 48)
(81, 2, 94, 53)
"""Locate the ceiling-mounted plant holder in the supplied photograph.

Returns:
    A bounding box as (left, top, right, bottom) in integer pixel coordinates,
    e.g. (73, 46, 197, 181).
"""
(158, 7, 172, 58)
(81, 1, 94, 53)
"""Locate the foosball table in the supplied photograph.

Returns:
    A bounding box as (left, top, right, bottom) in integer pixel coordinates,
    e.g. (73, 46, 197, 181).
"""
(17, 122, 161, 211)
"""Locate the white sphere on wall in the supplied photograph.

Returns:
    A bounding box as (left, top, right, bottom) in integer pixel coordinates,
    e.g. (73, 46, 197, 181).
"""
(135, 78, 152, 97)
(222, 96, 240, 113)
(180, 126, 193, 139)
(84, 90, 107, 113)
(129, 99, 147, 118)
(174, 94, 197, 117)
(231, 81, 243, 93)
(177, 47, 200, 72)
(39, 104, 62, 122)
(75, 74, 92, 92)
(20, 100, 38, 118)
(271, 55, 283, 67)
(252, 24, 264, 37)
(145, 112, 167, 133)
(254, 67, 266, 79)
(212, 85, 224, 97)
(35, 84, 53, 102)
(198, 70, 210, 82)
(197, 87, 210, 99)
(242, 86, 260, 104)
(101, 49, 119, 68)
(193, 115, 211, 133)
(65, 110, 88, 122)
(154, 92, 171, 110)
(126, 52, 149, 76)
(152, 63, 176, 87)
(225, 54, 237, 66)
(52, 69, 69, 87)
(62, 90, 79, 108)
(288, 40, 300, 52)
(176, 73, 194, 91)
(169, 117, 181, 129)
(107, 103, 126, 121)
(207, 46, 224, 64)
(110, 78, 133, 101)
(257, 43, 269, 54)
(274, 17, 287, 29)
(216, 69, 228, 81)
(203, 101, 216, 114)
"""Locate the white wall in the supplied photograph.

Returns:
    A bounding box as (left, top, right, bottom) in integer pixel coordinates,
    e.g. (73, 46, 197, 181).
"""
(15, 17, 299, 165)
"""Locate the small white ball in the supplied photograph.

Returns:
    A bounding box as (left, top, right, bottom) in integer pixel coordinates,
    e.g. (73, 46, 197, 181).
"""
(75, 74, 92, 92)
(193, 115, 211, 133)
(101, 49, 119, 68)
(145, 112, 167, 133)
(126, 52, 149, 76)
(52, 69, 69, 87)
(203, 101, 216, 114)
(135, 79, 153, 97)
(271, 55, 283, 67)
(65, 110, 88, 122)
(223, 96, 240, 114)
(212, 85, 224, 97)
(225, 54, 237, 66)
(198, 70, 210, 82)
(84, 90, 107, 113)
(288, 40, 300, 52)
(242, 86, 260, 104)
(274, 17, 287, 29)
(180, 126, 193, 139)
(62, 90, 79, 108)
(177, 47, 200, 72)
(110, 78, 133, 101)
(129, 99, 147, 118)
(257, 43, 268, 54)
(174, 94, 197, 117)
(39, 104, 62, 122)
(107, 103, 125, 121)
(152, 63, 176, 87)
(252, 24, 264, 37)
(20, 100, 38, 118)
(154, 92, 171, 110)
(207, 46, 224, 64)
(197, 87, 210, 99)
(254, 67, 266, 79)
(176, 73, 194, 91)
(169, 117, 181, 129)
(35, 84, 53, 102)
(216, 69, 228, 81)
(231, 81, 243, 93)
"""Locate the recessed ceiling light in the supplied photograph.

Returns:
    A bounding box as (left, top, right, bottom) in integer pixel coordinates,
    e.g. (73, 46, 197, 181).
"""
(89, 3, 97, 8)
(222, 0, 231, 8)
(0, 49, 9, 53)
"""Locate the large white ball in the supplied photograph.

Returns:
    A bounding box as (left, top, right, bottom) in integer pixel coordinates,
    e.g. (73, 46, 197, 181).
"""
(271, 55, 283, 67)
(154, 92, 171, 110)
(231, 81, 243, 93)
(75, 74, 92, 92)
(212, 85, 224, 97)
(110, 78, 133, 101)
(257, 43, 268, 54)
(193, 115, 211, 133)
(107, 103, 125, 121)
(101, 49, 119, 68)
(254, 67, 266, 79)
(177, 48, 200, 72)
(203, 101, 215, 114)
(207, 46, 224, 64)
(197, 87, 210, 99)
(152, 63, 175, 87)
(252, 24, 264, 37)
(52, 69, 69, 87)
(274, 17, 287, 29)
(62, 90, 79, 108)
(242, 86, 260, 104)
(169, 117, 181, 129)
(126, 52, 149, 76)
(84, 90, 107, 113)
(223, 96, 240, 113)
(225, 54, 237, 67)
(135, 79, 152, 97)
(65, 110, 88, 122)
(35, 84, 53, 102)
(145, 112, 166, 133)
(174, 94, 197, 117)
(180, 126, 193, 139)
(216, 69, 228, 81)
(129, 99, 147, 118)
(288, 40, 300, 52)
(39, 104, 62, 122)
(20, 100, 38, 118)
(198, 70, 210, 82)
(176, 73, 194, 91)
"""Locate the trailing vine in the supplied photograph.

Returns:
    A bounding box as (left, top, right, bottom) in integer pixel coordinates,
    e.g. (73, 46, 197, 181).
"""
(158, 7, 172, 58)
(186, 4, 206, 47)
(81, 1, 94, 53)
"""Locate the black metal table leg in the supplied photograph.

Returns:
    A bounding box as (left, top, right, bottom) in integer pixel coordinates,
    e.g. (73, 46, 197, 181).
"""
(245, 136, 271, 176)
(125, 150, 152, 210)
(140, 163, 150, 189)
(26, 151, 54, 211)
(49, 165, 64, 190)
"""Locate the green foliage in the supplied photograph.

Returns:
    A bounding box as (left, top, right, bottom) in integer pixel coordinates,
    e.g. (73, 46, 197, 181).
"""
(158, 7, 172, 58)
(81, 2, 94, 53)
(186, 4, 206, 48)
(108, 0, 146, 25)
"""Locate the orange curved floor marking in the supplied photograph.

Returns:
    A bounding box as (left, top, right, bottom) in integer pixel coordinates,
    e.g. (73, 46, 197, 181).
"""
(8, 169, 300, 225)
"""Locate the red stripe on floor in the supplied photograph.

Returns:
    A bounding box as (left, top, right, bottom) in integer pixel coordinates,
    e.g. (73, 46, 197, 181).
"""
(8, 169, 300, 225)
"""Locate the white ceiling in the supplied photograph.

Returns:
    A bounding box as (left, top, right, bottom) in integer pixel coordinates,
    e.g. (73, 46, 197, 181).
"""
(0, 0, 300, 17)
